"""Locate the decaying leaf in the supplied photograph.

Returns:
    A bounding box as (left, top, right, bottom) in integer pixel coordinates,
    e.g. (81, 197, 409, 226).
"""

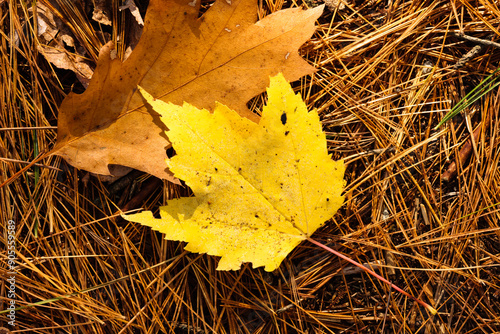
(36, 2, 94, 87)
(51, 0, 324, 181)
(92, 0, 112, 26)
(124, 74, 345, 271)
(119, 0, 144, 27)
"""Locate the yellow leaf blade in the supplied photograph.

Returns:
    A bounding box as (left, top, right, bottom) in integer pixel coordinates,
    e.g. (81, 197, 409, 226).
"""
(127, 74, 345, 271)
(126, 199, 304, 271)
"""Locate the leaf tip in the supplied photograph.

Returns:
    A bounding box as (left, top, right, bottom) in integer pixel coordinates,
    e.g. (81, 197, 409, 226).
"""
(136, 85, 155, 102)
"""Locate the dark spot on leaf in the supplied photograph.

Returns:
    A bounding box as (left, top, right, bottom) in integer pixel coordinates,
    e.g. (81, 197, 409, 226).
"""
(214, 167, 218, 172)
(238, 167, 242, 172)
(285, 131, 289, 136)
(206, 176, 211, 186)
(255, 214, 259, 218)
(281, 112, 287, 125)
(326, 198, 330, 202)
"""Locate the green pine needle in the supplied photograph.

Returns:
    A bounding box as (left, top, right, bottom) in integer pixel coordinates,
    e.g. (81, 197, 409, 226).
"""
(435, 67, 500, 129)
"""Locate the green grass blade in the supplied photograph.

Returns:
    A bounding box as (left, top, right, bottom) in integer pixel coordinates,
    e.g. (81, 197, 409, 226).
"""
(435, 67, 500, 129)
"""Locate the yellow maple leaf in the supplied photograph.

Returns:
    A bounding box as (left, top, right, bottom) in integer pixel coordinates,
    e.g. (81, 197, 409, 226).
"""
(124, 74, 345, 271)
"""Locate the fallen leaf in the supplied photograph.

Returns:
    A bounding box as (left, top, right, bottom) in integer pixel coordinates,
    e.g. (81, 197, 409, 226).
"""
(92, 0, 112, 26)
(119, 0, 144, 27)
(37, 45, 94, 88)
(51, 0, 324, 181)
(124, 74, 345, 271)
(36, 2, 94, 87)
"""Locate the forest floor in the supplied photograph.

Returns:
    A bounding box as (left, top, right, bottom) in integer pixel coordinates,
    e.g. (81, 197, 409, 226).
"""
(1, 0, 500, 333)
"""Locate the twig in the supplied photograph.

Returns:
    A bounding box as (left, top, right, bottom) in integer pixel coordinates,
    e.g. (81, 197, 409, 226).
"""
(442, 124, 483, 182)
(120, 177, 163, 213)
(384, 250, 396, 276)
(276, 298, 304, 314)
(454, 45, 483, 69)
(454, 33, 500, 49)
(337, 260, 383, 276)
(453, 33, 497, 69)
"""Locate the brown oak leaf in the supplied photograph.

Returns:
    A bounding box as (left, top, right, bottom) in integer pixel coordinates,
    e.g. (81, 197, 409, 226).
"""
(51, 0, 324, 181)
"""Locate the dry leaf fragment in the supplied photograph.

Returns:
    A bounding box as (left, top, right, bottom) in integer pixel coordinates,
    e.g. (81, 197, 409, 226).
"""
(37, 45, 95, 87)
(124, 74, 345, 271)
(36, 2, 95, 87)
(51, 0, 324, 181)
(92, 0, 112, 26)
(119, 0, 144, 26)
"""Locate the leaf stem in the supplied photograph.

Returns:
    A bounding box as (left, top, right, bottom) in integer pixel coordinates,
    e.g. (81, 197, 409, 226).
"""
(306, 237, 437, 315)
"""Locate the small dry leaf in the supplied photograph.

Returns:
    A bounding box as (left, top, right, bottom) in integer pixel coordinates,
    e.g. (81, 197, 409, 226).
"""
(36, 2, 94, 87)
(119, 0, 144, 26)
(92, 0, 112, 26)
(124, 74, 345, 271)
